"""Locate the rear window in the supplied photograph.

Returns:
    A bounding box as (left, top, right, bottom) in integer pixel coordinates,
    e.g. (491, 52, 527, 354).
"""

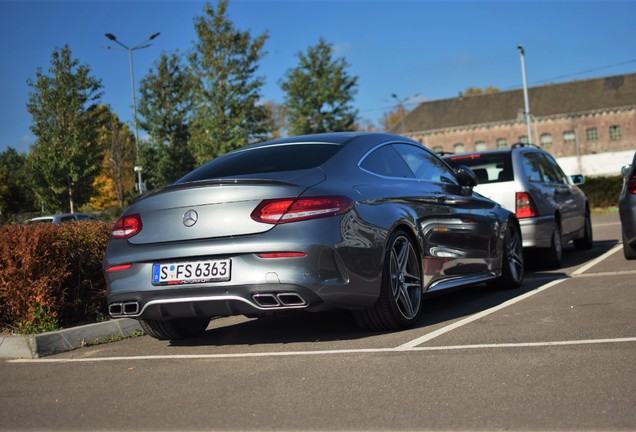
(178, 143, 342, 183)
(445, 153, 514, 183)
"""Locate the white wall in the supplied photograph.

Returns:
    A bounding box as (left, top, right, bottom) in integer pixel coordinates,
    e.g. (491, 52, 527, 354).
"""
(557, 150, 635, 177)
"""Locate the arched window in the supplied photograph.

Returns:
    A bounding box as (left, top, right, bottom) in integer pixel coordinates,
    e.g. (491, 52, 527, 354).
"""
(453, 143, 465, 153)
(474, 141, 487, 151)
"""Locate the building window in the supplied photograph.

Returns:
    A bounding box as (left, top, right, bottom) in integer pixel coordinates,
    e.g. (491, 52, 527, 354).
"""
(518, 135, 529, 144)
(496, 138, 507, 148)
(540, 133, 553, 147)
(475, 141, 487, 151)
(610, 125, 622, 140)
(586, 128, 598, 141)
(563, 130, 576, 145)
(433, 146, 443, 154)
(453, 143, 465, 153)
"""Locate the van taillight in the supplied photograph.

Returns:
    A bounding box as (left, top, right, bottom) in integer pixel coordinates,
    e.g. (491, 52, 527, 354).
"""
(628, 176, 636, 194)
(516, 192, 538, 218)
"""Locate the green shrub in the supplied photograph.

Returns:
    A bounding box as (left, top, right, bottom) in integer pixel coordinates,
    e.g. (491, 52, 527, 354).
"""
(0, 221, 112, 332)
(579, 175, 623, 209)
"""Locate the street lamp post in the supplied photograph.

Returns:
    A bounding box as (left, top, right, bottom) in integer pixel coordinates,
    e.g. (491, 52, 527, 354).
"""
(518, 45, 533, 144)
(104, 32, 160, 194)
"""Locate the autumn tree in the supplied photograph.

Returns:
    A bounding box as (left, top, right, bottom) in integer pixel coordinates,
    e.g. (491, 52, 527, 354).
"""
(280, 38, 358, 136)
(189, 0, 270, 164)
(26, 45, 104, 213)
(89, 109, 136, 210)
(138, 51, 196, 188)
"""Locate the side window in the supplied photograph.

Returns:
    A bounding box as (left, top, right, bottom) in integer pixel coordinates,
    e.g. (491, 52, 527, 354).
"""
(540, 154, 568, 184)
(60, 216, 76, 224)
(359, 145, 415, 178)
(394, 143, 458, 185)
(521, 153, 544, 182)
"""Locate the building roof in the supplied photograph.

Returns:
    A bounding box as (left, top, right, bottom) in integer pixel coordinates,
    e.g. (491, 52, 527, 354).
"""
(400, 73, 636, 133)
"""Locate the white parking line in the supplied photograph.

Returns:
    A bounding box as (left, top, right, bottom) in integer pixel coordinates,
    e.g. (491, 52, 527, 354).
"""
(9, 337, 636, 363)
(7, 243, 628, 364)
(572, 243, 622, 275)
(396, 278, 567, 350)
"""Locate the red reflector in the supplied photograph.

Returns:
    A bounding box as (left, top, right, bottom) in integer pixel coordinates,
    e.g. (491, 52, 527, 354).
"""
(450, 154, 481, 161)
(106, 264, 132, 272)
(112, 214, 143, 239)
(629, 177, 636, 194)
(516, 192, 538, 218)
(258, 252, 307, 259)
(251, 196, 353, 224)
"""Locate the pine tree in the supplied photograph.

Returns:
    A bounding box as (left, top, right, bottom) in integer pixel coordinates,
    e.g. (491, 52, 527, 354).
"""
(280, 38, 358, 136)
(189, 0, 270, 164)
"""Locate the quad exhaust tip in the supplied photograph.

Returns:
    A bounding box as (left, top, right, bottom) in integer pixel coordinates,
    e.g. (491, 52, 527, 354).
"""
(252, 292, 307, 308)
(109, 302, 140, 316)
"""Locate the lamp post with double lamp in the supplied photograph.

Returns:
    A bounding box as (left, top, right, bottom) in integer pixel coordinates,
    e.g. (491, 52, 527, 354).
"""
(104, 32, 160, 194)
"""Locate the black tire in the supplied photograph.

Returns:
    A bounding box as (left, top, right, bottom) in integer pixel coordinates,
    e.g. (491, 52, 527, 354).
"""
(139, 317, 210, 340)
(623, 231, 636, 260)
(541, 222, 563, 269)
(353, 230, 423, 331)
(573, 210, 594, 250)
(488, 220, 524, 290)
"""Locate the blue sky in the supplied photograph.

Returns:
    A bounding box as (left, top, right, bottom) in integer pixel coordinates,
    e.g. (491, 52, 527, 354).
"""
(1, 0, 635, 155)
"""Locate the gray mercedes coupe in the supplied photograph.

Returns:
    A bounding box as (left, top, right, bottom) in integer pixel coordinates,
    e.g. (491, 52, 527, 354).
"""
(104, 132, 524, 340)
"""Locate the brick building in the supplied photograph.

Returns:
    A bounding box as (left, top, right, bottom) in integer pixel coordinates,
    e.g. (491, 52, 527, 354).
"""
(396, 73, 636, 158)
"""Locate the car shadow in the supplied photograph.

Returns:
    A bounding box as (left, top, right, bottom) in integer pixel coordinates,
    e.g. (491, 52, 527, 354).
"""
(168, 239, 618, 348)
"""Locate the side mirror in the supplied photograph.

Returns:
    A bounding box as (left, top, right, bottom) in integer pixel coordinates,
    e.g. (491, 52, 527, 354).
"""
(570, 174, 585, 185)
(455, 165, 478, 188)
(622, 164, 632, 176)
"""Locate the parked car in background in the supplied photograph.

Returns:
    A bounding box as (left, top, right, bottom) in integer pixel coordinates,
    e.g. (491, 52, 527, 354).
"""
(444, 143, 593, 269)
(26, 213, 98, 226)
(619, 151, 636, 260)
(104, 132, 524, 340)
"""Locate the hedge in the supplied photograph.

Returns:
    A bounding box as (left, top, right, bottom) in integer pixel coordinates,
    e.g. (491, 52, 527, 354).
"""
(578, 175, 624, 209)
(0, 221, 112, 333)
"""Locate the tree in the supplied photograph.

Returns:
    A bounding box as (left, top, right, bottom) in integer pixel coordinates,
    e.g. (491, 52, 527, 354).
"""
(189, 0, 270, 164)
(0, 148, 37, 218)
(138, 52, 196, 188)
(26, 45, 104, 213)
(280, 38, 358, 136)
(380, 105, 409, 133)
(88, 109, 136, 210)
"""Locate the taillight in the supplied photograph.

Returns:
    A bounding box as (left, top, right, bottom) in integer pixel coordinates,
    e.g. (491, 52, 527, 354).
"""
(251, 196, 353, 224)
(628, 176, 636, 194)
(111, 214, 143, 239)
(516, 192, 539, 218)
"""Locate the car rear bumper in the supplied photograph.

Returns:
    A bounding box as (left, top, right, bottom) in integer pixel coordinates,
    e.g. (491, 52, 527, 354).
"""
(519, 215, 555, 248)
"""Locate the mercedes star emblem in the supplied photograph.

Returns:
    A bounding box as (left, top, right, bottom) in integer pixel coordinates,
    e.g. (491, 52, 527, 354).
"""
(183, 209, 198, 227)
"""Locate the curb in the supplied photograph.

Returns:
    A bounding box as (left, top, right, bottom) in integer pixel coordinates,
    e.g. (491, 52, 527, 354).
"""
(0, 318, 142, 359)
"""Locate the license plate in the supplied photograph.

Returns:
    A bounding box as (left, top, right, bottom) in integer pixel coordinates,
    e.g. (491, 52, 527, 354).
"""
(152, 259, 231, 285)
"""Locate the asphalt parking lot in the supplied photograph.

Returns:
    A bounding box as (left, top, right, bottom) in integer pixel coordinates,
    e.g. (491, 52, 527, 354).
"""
(1, 212, 634, 431)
